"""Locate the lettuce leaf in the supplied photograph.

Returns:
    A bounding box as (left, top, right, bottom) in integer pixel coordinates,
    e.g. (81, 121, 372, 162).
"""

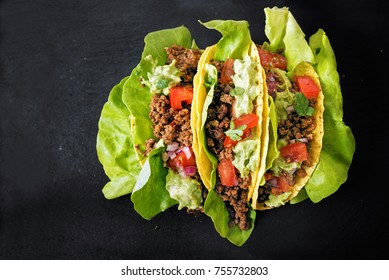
(122, 26, 193, 161)
(303, 29, 356, 202)
(204, 190, 256, 246)
(131, 147, 178, 219)
(200, 20, 251, 61)
(265, 7, 314, 70)
(96, 77, 142, 199)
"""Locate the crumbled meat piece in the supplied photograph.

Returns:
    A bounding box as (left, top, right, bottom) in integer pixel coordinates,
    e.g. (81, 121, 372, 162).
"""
(166, 45, 201, 83)
(278, 111, 316, 141)
(215, 175, 252, 230)
(145, 138, 156, 154)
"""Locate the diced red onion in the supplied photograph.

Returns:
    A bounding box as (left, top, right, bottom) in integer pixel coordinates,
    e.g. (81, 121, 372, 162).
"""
(167, 151, 177, 159)
(183, 166, 196, 177)
(166, 142, 179, 152)
(268, 178, 278, 187)
(297, 138, 308, 143)
(289, 138, 308, 144)
(182, 146, 191, 159)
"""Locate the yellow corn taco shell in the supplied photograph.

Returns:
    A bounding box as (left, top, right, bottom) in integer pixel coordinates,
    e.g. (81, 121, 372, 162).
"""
(253, 61, 324, 210)
(192, 42, 268, 202)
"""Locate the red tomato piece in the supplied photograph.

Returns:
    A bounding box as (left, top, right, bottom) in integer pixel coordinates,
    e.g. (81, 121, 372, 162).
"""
(223, 114, 258, 148)
(257, 47, 287, 70)
(280, 142, 308, 162)
(168, 147, 196, 170)
(223, 136, 238, 148)
(223, 128, 251, 148)
(169, 86, 193, 110)
(295, 76, 320, 99)
(220, 58, 235, 85)
(234, 113, 259, 129)
(271, 176, 291, 195)
(217, 159, 237, 187)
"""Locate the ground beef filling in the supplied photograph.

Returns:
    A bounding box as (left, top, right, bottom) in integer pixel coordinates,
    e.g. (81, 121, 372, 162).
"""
(205, 60, 251, 231)
(257, 75, 316, 204)
(148, 95, 192, 149)
(146, 45, 201, 152)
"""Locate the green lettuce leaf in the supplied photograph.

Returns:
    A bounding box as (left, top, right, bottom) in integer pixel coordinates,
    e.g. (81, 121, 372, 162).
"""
(96, 77, 142, 199)
(204, 190, 256, 246)
(304, 29, 356, 202)
(200, 20, 251, 61)
(264, 7, 314, 70)
(201, 64, 219, 188)
(131, 147, 178, 219)
(122, 26, 194, 161)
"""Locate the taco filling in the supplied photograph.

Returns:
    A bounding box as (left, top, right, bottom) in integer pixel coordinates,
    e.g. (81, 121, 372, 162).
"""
(202, 52, 262, 230)
(254, 46, 324, 208)
(142, 45, 206, 211)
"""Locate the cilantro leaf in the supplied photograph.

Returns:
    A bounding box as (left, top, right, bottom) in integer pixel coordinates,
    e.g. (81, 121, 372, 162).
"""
(294, 92, 314, 116)
(225, 121, 247, 141)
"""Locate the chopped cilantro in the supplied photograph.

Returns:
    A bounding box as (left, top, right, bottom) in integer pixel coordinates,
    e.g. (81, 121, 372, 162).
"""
(294, 92, 314, 116)
(225, 121, 247, 141)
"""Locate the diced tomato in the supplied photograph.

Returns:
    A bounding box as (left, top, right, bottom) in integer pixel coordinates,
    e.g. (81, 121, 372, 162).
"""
(168, 147, 196, 171)
(295, 76, 320, 99)
(280, 142, 308, 162)
(223, 136, 238, 148)
(217, 159, 237, 187)
(257, 47, 287, 70)
(271, 176, 291, 196)
(223, 128, 251, 148)
(169, 86, 193, 110)
(234, 113, 259, 129)
(220, 58, 235, 85)
(223, 114, 258, 148)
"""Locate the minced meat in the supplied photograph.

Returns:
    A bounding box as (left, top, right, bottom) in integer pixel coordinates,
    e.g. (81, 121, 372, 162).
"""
(204, 60, 252, 231)
(166, 45, 201, 83)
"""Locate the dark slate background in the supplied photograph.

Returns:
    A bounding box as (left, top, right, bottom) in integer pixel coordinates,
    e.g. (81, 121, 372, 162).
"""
(0, 0, 387, 259)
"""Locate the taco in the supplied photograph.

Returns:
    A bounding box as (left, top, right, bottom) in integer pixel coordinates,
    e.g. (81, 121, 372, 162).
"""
(192, 20, 268, 245)
(252, 7, 351, 209)
(97, 26, 208, 219)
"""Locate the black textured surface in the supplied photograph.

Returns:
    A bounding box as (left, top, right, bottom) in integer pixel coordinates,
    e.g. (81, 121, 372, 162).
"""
(0, 0, 387, 259)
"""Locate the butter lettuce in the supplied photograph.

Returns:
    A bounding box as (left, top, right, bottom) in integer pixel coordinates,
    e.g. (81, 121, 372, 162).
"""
(301, 29, 356, 202)
(200, 20, 251, 61)
(131, 147, 178, 219)
(96, 77, 142, 199)
(204, 190, 256, 247)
